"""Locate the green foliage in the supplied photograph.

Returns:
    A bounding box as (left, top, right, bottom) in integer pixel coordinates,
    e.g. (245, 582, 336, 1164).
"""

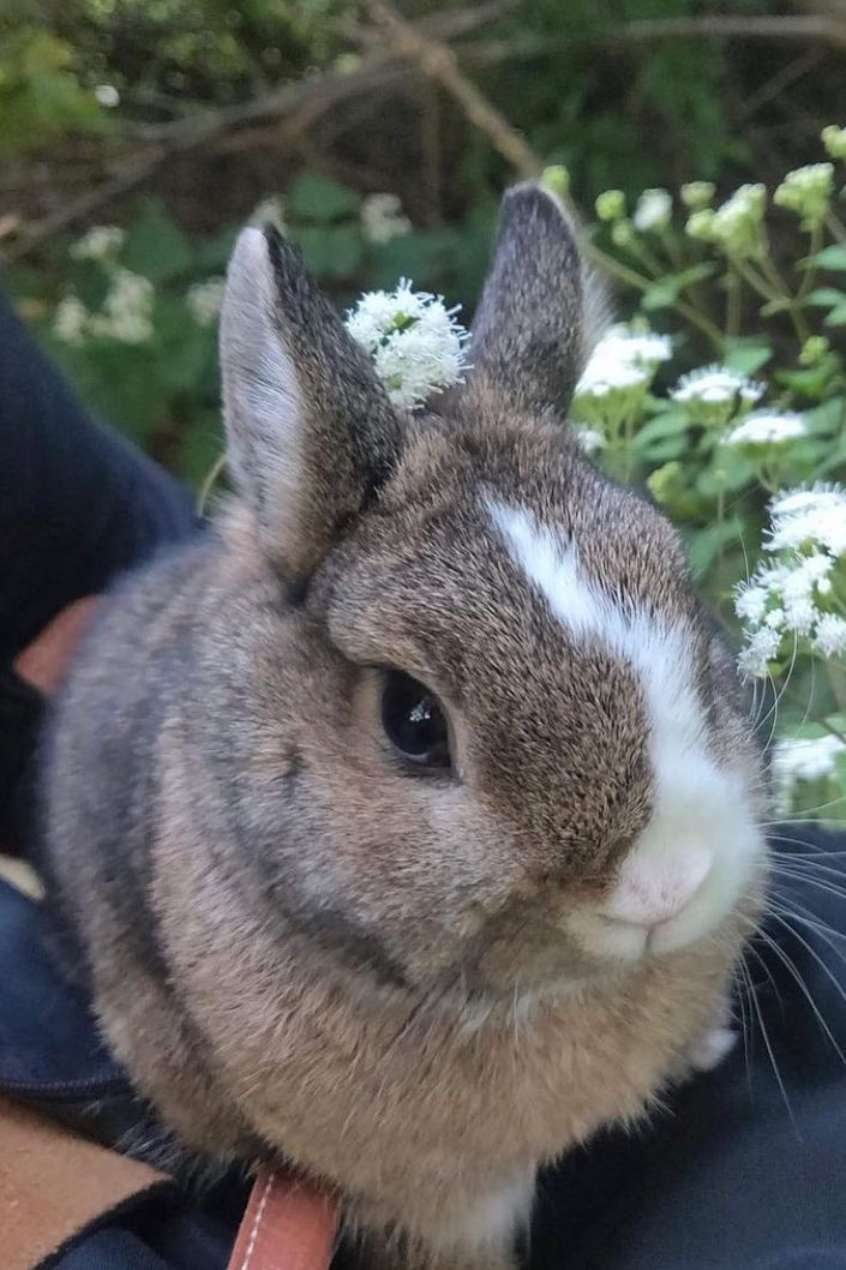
(0, 27, 103, 153)
(571, 136, 846, 818)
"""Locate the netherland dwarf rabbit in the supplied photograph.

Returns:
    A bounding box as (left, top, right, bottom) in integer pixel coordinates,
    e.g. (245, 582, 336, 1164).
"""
(43, 181, 767, 1269)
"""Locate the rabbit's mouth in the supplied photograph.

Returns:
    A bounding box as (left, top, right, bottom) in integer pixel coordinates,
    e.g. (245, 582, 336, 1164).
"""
(462, 825, 767, 998)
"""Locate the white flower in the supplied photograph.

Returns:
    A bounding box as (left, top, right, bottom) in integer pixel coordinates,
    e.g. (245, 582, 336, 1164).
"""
(773, 735, 845, 786)
(574, 325, 671, 401)
(767, 483, 846, 557)
(735, 552, 837, 666)
(671, 365, 764, 422)
(345, 280, 470, 410)
(576, 356, 649, 398)
(822, 125, 846, 161)
(774, 163, 834, 227)
(707, 184, 767, 257)
(187, 277, 225, 327)
(633, 188, 673, 232)
(780, 556, 829, 634)
(53, 295, 89, 345)
(735, 581, 769, 625)
(95, 84, 120, 108)
(361, 193, 411, 244)
(575, 428, 605, 455)
(70, 225, 125, 261)
(738, 624, 782, 677)
(672, 365, 763, 406)
(89, 268, 154, 344)
(814, 614, 846, 658)
(724, 410, 806, 447)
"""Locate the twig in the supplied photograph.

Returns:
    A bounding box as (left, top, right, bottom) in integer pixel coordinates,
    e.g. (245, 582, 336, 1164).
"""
(3, 151, 167, 263)
(363, 0, 542, 179)
(4, 6, 510, 263)
(340, 0, 518, 50)
(610, 14, 846, 49)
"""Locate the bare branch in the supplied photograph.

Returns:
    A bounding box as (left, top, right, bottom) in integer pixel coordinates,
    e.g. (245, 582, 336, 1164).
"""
(611, 14, 846, 49)
(363, 0, 542, 179)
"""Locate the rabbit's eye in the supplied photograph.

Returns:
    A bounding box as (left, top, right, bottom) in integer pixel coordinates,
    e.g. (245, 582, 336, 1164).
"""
(380, 670, 451, 769)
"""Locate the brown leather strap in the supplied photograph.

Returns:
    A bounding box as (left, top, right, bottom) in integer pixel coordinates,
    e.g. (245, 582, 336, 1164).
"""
(0, 1095, 169, 1270)
(227, 1167, 339, 1270)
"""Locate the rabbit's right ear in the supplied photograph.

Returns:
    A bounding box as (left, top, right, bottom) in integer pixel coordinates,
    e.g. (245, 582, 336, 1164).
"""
(460, 183, 605, 418)
(220, 226, 402, 581)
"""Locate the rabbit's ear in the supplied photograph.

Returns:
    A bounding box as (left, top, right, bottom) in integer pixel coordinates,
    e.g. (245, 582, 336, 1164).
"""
(220, 226, 401, 580)
(462, 182, 605, 417)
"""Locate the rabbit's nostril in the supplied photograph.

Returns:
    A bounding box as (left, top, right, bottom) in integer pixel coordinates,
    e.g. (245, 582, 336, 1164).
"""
(602, 848, 713, 929)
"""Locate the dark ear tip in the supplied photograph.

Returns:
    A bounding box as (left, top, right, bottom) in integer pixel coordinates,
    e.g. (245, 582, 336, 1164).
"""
(501, 180, 577, 234)
(260, 223, 310, 298)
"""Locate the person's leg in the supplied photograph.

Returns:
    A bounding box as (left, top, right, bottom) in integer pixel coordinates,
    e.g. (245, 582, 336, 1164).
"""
(0, 289, 198, 662)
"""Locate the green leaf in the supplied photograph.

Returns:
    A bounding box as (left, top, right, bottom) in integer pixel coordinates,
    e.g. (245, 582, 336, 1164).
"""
(632, 409, 690, 448)
(806, 287, 846, 307)
(814, 245, 846, 271)
(194, 226, 239, 272)
(695, 457, 756, 498)
(687, 517, 745, 580)
(153, 297, 213, 391)
(641, 277, 682, 310)
(286, 173, 361, 223)
(292, 224, 363, 279)
(805, 396, 846, 434)
(722, 339, 773, 375)
(824, 303, 846, 326)
(122, 201, 193, 283)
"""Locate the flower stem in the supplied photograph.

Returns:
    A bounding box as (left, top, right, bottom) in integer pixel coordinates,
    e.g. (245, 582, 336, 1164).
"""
(725, 266, 742, 338)
(825, 209, 846, 244)
(589, 244, 724, 356)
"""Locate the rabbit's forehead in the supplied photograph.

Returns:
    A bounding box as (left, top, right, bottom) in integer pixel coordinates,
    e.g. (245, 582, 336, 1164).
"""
(485, 497, 709, 761)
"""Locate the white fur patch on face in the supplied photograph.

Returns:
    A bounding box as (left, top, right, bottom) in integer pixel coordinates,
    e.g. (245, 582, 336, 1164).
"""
(489, 500, 763, 960)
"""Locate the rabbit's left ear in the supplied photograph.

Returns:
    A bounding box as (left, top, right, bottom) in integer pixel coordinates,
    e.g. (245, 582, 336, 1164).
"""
(459, 182, 604, 417)
(220, 226, 402, 582)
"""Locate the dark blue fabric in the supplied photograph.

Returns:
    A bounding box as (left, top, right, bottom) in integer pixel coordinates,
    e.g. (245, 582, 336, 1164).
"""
(0, 880, 123, 1098)
(0, 291, 197, 665)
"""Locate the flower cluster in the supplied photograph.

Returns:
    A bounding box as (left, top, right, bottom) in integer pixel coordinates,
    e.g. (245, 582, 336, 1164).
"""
(771, 735, 846, 816)
(186, 277, 226, 327)
(670, 364, 764, 425)
(360, 193, 411, 244)
(735, 484, 846, 676)
(723, 410, 806, 449)
(572, 324, 671, 432)
(70, 225, 125, 261)
(345, 280, 470, 410)
(822, 124, 846, 162)
(54, 267, 154, 346)
(774, 163, 835, 230)
(633, 188, 672, 233)
(686, 184, 767, 258)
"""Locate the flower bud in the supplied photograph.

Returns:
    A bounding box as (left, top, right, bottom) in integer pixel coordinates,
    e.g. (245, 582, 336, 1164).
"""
(595, 189, 626, 222)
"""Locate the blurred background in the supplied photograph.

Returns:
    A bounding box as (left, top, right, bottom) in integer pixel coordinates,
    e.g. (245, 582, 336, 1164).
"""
(1, 0, 844, 483)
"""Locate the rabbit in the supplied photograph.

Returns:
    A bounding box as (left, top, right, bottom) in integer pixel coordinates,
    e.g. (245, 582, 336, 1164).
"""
(40, 181, 769, 1270)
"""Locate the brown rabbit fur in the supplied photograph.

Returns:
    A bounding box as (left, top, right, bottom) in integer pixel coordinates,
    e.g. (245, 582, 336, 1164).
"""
(42, 184, 768, 1270)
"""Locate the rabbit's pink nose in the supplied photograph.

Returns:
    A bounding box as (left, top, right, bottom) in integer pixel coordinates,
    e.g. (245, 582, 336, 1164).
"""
(602, 848, 712, 928)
